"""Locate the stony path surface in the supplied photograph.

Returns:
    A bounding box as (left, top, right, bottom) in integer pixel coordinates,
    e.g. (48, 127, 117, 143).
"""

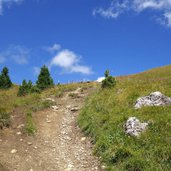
(0, 88, 103, 171)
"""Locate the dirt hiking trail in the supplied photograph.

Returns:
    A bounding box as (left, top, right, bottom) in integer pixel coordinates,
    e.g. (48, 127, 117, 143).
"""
(0, 87, 103, 171)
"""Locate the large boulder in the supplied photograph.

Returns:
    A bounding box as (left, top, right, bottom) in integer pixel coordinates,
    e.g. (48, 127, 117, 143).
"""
(135, 91, 171, 109)
(125, 117, 148, 137)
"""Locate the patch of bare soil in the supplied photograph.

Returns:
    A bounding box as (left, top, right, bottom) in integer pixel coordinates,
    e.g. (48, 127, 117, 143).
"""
(0, 88, 103, 171)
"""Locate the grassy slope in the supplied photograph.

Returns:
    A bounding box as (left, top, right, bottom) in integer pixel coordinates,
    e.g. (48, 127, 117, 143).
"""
(78, 65, 171, 171)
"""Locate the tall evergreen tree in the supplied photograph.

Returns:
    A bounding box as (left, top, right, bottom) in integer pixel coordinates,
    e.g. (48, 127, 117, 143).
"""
(36, 65, 54, 90)
(0, 67, 12, 89)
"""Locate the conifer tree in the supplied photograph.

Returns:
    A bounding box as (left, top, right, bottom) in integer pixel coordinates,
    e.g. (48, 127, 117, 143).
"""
(102, 70, 116, 89)
(0, 67, 12, 89)
(36, 65, 54, 90)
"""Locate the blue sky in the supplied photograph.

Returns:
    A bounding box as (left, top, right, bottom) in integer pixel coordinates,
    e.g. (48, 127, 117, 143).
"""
(0, 0, 171, 84)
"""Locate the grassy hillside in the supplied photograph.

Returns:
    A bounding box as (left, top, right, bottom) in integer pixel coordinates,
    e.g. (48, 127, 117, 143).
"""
(0, 82, 95, 132)
(78, 65, 171, 171)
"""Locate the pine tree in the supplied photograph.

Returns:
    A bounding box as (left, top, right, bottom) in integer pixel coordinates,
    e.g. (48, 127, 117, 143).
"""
(102, 70, 116, 89)
(0, 67, 12, 89)
(36, 65, 54, 90)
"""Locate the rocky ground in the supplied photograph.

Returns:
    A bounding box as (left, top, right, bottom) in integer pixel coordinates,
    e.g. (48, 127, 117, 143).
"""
(0, 88, 103, 171)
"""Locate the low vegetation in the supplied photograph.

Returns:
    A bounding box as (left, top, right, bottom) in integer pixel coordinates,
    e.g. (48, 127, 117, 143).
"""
(0, 108, 10, 129)
(78, 65, 171, 171)
(25, 112, 36, 135)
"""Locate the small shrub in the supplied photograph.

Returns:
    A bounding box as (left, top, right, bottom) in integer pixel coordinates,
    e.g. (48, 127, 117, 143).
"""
(25, 112, 36, 135)
(30, 86, 41, 94)
(0, 108, 10, 129)
(69, 93, 79, 98)
(18, 80, 40, 96)
(56, 91, 64, 98)
(110, 148, 132, 164)
(125, 159, 145, 171)
(102, 70, 116, 89)
(30, 100, 55, 112)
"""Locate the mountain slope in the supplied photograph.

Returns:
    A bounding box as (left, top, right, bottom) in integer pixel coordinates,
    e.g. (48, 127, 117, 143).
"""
(78, 65, 171, 171)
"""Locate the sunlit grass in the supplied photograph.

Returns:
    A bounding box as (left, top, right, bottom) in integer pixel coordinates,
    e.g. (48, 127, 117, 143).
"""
(78, 65, 171, 170)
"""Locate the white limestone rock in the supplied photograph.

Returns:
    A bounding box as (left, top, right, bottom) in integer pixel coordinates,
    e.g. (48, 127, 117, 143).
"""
(125, 117, 148, 137)
(135, 91, 171, 109)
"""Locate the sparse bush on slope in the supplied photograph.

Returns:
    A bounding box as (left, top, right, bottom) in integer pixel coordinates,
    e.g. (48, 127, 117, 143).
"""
(102, 70, 116, 89)
(0, 108, 10, 129)
(78, 65, 171, 171)
(18, 80, 40, 96)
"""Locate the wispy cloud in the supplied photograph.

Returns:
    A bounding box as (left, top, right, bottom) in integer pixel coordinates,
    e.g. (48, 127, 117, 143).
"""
(50, 49, 93, 75)
(93, 0, 129, 19)
(0, 0, 23, 15)
(0, 45, 29, 64)
(93, 0, 171, 27)
(45, 43, 61, 53)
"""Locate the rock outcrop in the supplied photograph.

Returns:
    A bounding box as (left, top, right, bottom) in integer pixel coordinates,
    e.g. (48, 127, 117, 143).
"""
(125, 117, 148, 137)
(135, 91, 171, 109)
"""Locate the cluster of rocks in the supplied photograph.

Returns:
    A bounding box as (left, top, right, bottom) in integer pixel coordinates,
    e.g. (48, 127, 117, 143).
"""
(125, 117, 149, 137)
(125, 92, 171, 137)
(135, 91, 171, 109)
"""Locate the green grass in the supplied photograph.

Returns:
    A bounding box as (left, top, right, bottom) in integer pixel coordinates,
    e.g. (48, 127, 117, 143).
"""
(25, 112, 36, 135)
(0, 108, 10, 129)
(78, 65, 171, 171)
(0, 82, 96, 132)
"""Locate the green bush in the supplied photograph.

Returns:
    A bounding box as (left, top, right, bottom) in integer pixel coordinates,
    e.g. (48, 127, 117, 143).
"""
(36, 65, 54, 90)
(18, 80, 40, 96)
(102, 70, 116, 89)
(0, 67, 12, 89)
(0, 108, 10, 129)
(25, 112, 36, 135)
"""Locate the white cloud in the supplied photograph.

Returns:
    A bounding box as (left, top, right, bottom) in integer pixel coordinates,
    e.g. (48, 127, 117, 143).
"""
(50, 49, 92, 75)
(45, 44, 61, 53)
(93, 0, 129, 19)
(96, 77, 105, 83)
(0, 45, 29, 64)
(93, 0, 171, 27)
(164, 11, 171, 26)
(0, 0, 23, 15)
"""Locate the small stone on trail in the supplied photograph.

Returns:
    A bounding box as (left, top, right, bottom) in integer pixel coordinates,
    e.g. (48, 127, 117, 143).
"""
(101, 165, 107, 170)
(46, 120, 51, 123)
(51, 105, 59, 110)
(16, 132, 22, 135)
(30, 169, 33, 171)
(20, 139, 23, 142)
(27, 142, 33, 146)
(81, 137, 86, 141)
(17, 124, 24, 129)
(66, 105, 71, 109)
(71, 107, 80, 112)
(44, 98, 55, 102)
(0, 139, 2, 142)
(11, 149, 17, 154)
